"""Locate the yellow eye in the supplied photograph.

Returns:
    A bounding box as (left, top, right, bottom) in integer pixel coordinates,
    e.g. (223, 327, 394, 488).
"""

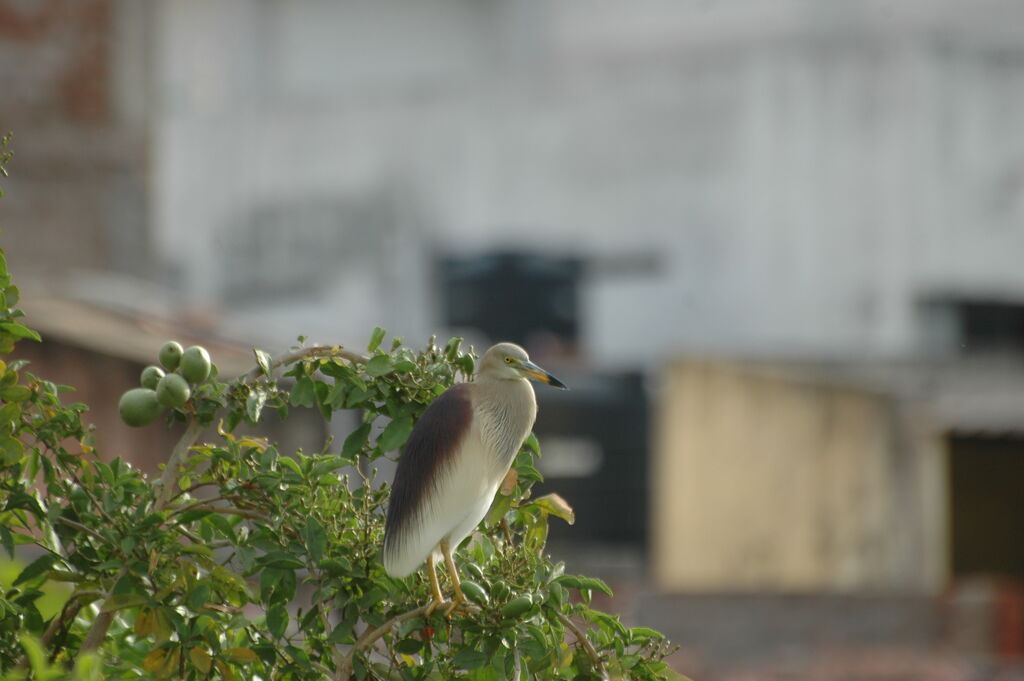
(504, 357, 514, 364)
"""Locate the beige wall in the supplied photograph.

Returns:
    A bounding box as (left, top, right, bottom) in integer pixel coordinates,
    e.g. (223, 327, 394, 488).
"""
(653, 359, 947, 593)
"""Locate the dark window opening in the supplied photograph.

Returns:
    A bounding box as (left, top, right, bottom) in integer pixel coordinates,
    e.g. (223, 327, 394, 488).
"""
(949, 435, 1024, 578)
(439, 251, 582, 348)
(959, 302, 1024, 355)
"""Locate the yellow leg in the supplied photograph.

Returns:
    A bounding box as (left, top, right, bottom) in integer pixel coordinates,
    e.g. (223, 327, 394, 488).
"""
(440, 538, 465, 616)
(424, 552, 445, 616)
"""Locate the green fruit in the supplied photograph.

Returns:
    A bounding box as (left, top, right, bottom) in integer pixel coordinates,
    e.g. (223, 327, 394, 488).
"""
(140, 365, 165, 390)
(156, 373, 191, 408)
(460, 580, 489, 606)
(118, 388, 162, 427)
(500, 595, 533, 619)
(158, 341, 184, 371)
(490, 580, 511, 601)
(463, 563, 485, 581)
(180, 346, 212, 384)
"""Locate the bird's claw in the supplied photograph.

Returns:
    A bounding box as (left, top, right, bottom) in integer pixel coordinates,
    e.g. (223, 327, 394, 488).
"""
(443, 596, 466, 617)
(424, 597, 445, 618)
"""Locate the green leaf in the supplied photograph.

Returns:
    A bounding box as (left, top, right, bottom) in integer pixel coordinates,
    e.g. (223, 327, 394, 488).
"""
(188, 583, 211, 610)
(246, 389, 267, 423)
(516, 463, 544, 483)
(189, 646, 213, 673)
(0, 526, 13, 558)
(452, 647, 488, 670)
(342, 422, 371, 459)
(368, 327, 386, 352)
(303, 516, 327, 563)
(392, 359, 417, 373)
(0, 435, 23, 465)
(326, 380, 348, 408)
(223, 647, 260, 663)
(100, 592, 148, 612)
(523, 432, 541, 457)
(444, 337, 463, 360)
(456, 354, 475, 376)
(328, 611, 357, 644)
(313, 379, 332, 420)
(267, 602, 288, 638)
(258, 553, 304, 570)
(0, 385, 30, 402)
(290, 376, 316, 407)
(578, 576, 613, 597)
(13, 553, 56, 586)
(0, 321, 40, 342)
(364, 354, 393, 377)
(377, 415, 413, 452)
(630, 626, 665, 642)
(395, 638, 423, 654)
(278, 455, 302, 477)
(486, 492, 514, 528)
(253, 348, 273, 377)
(527, 493, 575, 525)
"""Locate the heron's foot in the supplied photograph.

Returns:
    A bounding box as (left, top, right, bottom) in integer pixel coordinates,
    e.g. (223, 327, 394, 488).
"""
(442, 594, 465, 617)
(424, 596, 446, 618)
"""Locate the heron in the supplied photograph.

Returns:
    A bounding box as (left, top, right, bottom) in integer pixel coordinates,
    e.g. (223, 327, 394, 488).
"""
(383, 342, 567, 614)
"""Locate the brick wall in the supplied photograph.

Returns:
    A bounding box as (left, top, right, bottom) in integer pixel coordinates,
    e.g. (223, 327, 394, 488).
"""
(0, 0, 148, 278)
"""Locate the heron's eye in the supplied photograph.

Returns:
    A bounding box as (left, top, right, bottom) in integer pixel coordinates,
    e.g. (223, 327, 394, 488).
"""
(504, 357, 514, 364)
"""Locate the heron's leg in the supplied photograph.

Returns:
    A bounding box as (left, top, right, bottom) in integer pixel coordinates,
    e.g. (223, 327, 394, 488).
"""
(440, 538, 465, 616)
(424, 552, 445, 616)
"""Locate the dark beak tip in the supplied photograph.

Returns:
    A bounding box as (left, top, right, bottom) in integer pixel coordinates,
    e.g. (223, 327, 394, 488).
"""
(549, 376, 569, 390)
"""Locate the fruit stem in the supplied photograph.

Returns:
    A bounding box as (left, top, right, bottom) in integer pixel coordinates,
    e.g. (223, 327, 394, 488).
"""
(154, 419, 206, 512)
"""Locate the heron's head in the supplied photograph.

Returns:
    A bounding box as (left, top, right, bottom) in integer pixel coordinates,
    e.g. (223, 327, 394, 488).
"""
(479, 342, 567, 389)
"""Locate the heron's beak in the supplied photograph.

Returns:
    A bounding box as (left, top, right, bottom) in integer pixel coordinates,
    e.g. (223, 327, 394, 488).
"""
(520, 360, 568, 390)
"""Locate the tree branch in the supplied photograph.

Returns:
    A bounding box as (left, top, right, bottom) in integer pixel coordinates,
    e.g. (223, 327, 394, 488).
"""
(558, 613, 607, 680)
(154, 419, 206, 510)
(336, 604, 437, 681)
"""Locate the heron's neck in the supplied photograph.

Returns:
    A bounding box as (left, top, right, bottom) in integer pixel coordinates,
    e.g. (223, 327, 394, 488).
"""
(472, 377, 537, 469)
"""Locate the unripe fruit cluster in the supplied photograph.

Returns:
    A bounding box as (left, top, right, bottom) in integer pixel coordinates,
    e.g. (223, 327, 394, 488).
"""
(118, 341, 213, 427)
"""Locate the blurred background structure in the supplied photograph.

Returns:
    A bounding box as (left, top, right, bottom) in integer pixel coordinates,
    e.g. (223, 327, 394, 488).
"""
(4, 0, 1024, 677)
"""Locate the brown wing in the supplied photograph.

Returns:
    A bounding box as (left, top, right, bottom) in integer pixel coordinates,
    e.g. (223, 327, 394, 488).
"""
(383, 382, 473, 576)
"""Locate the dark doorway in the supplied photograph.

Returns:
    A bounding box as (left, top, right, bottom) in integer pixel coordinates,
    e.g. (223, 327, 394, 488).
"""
(949, 435, 1024, 578)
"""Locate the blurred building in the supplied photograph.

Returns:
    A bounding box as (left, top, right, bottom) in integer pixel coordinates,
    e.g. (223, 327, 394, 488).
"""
(5, 0, 1024, 675)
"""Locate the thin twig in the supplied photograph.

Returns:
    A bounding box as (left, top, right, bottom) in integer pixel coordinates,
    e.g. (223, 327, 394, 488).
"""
(558, 613, 608, 680)
(335, 602, 482, 681)
(335, 604, 431, 681)
(168, 495, 232, 515)
(242, 345, 366, 383)
(167, 480, 219, 503)
(179, 504, 269, 522)
(55, 516, 106, 542)
(40, 590, 101, 646)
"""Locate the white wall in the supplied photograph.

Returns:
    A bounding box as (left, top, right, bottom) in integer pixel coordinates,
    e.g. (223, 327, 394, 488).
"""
(141, 0, 1024, 364)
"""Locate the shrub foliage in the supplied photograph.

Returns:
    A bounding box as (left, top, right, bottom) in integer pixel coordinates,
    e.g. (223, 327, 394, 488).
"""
(0, 248, 679, 680)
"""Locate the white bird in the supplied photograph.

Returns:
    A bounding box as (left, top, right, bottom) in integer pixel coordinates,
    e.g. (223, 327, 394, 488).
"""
(383, 342, 566, 613)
